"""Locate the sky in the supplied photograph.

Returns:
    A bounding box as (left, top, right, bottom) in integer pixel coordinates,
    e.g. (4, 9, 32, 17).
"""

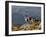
(12, 6, 41, 25)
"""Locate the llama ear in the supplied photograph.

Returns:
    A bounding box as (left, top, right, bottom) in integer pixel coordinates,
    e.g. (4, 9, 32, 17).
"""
(25, 19, 26, 21)
(27, 19, 28, 22)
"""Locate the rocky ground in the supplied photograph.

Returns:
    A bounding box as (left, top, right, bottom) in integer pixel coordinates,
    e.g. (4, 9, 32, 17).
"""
(12, 20, 41, 31)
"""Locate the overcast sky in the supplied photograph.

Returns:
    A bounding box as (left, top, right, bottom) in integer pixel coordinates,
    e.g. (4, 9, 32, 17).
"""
(12, 6, 41, 17)
(12, 6, 41, 25)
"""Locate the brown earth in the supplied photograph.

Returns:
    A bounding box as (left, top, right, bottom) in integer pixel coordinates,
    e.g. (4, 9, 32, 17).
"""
(12, 20, 41, 31)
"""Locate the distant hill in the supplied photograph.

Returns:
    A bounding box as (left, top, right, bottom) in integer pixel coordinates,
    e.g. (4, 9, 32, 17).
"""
(12, 13, 26, 25)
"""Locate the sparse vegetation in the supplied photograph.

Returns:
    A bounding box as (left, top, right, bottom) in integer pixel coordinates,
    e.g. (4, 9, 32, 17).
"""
(12, 18, 41, 31)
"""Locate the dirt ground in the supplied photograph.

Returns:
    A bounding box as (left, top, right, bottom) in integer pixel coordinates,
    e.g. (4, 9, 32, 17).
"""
(12, 20, 41, 31)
